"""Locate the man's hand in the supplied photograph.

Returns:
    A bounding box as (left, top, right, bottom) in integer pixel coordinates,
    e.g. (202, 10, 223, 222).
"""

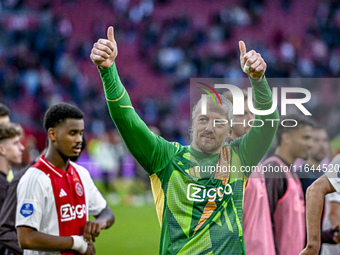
(84, 241, 96, 255)
(90, 26, 117, 69)
(239, 41, 266, 80)
(83, 220, 105, 242)
(332, 225, 340, 243)
(299, 245, 319, 255)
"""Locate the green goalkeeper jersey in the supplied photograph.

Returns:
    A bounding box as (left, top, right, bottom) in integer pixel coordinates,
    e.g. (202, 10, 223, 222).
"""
(99, 63, 278, 255)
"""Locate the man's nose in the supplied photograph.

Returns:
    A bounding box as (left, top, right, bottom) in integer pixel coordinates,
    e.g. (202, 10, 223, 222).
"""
(306, 139, 313, 149)
(205, 119, 214, 132)
(76, 133, 83, 143)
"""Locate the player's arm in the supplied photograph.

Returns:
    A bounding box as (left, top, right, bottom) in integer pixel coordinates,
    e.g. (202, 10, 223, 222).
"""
(17, 226, 95, 254)
(300, 175, 335, 255)
(90, 26, 179, 174)
(83, 204, 115, 242)
(234, 42, 279, 168)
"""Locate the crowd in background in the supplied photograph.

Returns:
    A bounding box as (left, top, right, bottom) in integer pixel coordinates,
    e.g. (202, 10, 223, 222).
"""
(0, 0, 340, 189)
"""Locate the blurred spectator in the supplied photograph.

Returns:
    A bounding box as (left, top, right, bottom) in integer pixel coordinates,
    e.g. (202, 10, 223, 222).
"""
(298, 125, 330, 196)
(264, 115, 314, 255)
(0, 103, 10, 124)
(0, 122, 24, 210)
(88, 130, 125, 192)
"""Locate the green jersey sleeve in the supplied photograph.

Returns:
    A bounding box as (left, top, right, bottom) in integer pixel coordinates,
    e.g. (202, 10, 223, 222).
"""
(98, 63, 180, 175)
(231, 76, 279, 172)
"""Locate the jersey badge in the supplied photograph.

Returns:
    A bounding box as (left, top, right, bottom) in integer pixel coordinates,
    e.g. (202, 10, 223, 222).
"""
(75, 182, 84, 197)
(20, 203, 34, 217)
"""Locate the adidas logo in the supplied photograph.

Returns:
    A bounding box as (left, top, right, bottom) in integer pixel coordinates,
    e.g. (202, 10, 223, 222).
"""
(59, 189, 67, 197)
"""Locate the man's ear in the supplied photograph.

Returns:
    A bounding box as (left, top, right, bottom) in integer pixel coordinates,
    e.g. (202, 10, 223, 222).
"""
(0, 143, 5, 156)
(281, 132, 291, 146)
(227, 126, 234, 138)
(47, 128, 57, 142)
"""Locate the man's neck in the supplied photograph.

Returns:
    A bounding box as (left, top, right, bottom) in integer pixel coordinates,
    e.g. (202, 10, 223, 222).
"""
(0, 158, 10, 176)
(229, 134, 238, 142)
(44, 149, 69, 171)
(305, 158, 321, 168)
(274, 147, 295, 165)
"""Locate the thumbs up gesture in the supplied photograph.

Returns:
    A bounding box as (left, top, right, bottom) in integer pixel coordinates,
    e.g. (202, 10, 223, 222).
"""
(90, 26, 117, 69)
(239, 41, 266, 80)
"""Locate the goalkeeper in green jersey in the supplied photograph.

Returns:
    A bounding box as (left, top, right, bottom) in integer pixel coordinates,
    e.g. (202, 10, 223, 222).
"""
(90, 26, 279, 255)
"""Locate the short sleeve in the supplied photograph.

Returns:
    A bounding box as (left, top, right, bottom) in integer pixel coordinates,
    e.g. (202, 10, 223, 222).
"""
(15, 168, 49, 230)
(76, 166, 107, 216)
(325, 155, 340, 193)
(87, 179, 107, 216)
(325, 192, 340, 203)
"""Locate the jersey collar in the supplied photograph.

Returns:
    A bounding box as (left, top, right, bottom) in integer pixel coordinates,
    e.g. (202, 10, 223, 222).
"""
(40, 155, 74, 178)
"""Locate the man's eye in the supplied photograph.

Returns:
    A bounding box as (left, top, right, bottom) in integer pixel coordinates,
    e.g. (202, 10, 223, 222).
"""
(215, 121, 225, 126)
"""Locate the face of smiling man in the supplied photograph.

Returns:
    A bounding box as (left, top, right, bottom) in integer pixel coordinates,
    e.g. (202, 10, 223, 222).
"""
(191, 100, 232, 154)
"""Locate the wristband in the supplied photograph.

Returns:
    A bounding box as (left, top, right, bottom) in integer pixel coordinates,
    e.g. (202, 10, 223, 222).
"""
(71, 235, 88, 254)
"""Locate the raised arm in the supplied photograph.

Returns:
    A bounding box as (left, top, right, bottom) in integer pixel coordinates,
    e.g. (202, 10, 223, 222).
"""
(233, 41, 279, 168)
(90, 26, 179, 175)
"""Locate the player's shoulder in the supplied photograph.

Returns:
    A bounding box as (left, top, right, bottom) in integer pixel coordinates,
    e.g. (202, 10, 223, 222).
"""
(325, 154, 340, 180)
(171, 141, 187, 152)
(330, 154, 340, 164)
(170, 141, 181, 147)
(21, 166, 50, 181)
(18, 166, 51, 192)
(262, 156, 282, 167)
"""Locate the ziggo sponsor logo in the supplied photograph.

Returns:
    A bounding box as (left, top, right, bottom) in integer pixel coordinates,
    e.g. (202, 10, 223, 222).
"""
(60, 204, 86, 222)
(186, 183, 233, 202)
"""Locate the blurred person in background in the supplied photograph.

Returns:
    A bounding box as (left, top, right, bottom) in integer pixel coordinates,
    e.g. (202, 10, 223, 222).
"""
(264, 115, 314, 255)
(224, 89, 275, 255)
(298, 125, 330, 196)
(88, 130, 124, 193)
(0, 122, 24, 211)
(0, 103, 10, 124)
(0, 122, 24, 254)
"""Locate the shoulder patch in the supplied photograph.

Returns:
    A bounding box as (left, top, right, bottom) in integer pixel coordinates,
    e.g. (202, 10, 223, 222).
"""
(20, 203, 34, 217)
